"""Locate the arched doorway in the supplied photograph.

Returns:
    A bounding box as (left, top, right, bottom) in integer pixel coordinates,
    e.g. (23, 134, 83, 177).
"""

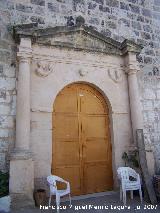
(52, 83, 113, 195)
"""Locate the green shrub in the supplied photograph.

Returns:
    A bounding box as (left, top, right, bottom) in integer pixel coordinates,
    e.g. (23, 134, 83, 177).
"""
(0, 171, 9, 197)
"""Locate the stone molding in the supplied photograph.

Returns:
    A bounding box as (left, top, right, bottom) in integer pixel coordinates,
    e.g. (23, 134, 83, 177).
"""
(34, 60, 54, 77)
(124, 63, 141, 75)
(17, 47, 32, 63)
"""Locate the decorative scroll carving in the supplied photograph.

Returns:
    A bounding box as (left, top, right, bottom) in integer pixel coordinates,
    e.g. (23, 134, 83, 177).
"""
(35, 61, 54, 77)
(78, 69, 88, 77)
(108, 68, 122, 83)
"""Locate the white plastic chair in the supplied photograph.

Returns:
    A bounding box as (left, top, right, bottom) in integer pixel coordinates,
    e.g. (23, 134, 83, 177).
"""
(117, 167, 142, 205)
(47, 175, 71, 212)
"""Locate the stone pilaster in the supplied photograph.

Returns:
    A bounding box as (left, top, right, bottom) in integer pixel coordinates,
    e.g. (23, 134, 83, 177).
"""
(9, 38, 34, 209)
(125, 52, 143, 144)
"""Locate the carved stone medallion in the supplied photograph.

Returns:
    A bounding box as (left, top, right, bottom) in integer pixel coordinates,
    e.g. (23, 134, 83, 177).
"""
(78, 69, 88, 77)
(35, 61, 54, 77)
(108, 68, 122, 83)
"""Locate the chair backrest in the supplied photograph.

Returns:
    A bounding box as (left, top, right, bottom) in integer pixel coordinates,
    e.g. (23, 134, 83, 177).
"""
(117, 167, 138, 182)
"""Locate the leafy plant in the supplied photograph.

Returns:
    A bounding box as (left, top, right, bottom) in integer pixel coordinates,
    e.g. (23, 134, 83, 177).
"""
(122, 151, 139, 168)
(0, 171, 9, 197)
(122, 152, 128, 166)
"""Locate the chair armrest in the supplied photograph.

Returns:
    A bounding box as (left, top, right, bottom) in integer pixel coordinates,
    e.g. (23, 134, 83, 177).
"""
(57, 178, 70, 190)
(137, 174, 141, 184)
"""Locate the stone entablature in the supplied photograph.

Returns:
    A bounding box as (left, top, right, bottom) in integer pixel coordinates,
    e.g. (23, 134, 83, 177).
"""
(13, 23, 143, 56)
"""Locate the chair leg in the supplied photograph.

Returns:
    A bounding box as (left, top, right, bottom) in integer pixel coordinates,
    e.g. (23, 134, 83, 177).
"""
(120, 186, 122, 201)
(49, 195, 52, 206)
(123, 190, 126, 206)
(130, 190, 133, 199)
(69, 193, 71, 206)
(139, 188, 143, 203)
(56, 195, 60, 213)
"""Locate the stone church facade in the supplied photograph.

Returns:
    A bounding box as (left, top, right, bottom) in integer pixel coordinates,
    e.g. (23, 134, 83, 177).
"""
(0, 0, 160, 203)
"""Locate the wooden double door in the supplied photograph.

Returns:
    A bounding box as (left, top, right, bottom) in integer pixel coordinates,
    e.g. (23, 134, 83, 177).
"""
(52, 83, 113, 195)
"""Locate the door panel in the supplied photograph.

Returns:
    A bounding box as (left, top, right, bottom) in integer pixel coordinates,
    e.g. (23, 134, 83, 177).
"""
(53, 83, 113, 195)
(84, 163, 112, 193)
(54, 114, 79, 138)
(80, 89, 107, 114)
(84, 116, 108, 137)
(55, 141, 80, 166)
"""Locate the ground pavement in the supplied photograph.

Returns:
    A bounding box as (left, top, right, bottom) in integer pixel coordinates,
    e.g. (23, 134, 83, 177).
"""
(5, 192, 160, 213)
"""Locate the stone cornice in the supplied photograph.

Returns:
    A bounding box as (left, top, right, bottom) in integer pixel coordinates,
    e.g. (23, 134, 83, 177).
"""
(13, 23, 143, 56)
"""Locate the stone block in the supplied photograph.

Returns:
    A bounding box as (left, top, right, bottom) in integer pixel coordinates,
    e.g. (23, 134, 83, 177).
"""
(105, 0, 119, 8)
(0, 139, 8, 152)
(10, 158, 34, 201)
(141, 8, 152, 17)
(73, 0, 85, 12)
(154, 0, 160, 6)
(89, 17, 99, 25)
(88, 2, 97, 10)
(16, 3, 33, 13)
(145, 49, 155, 56)
(56, 0, 66, 3)
(99, 5, 110, 12)
(141, 32, 151, 40)
(93, 0, 104, 4)
(156, 90, 160, 99)
(132, 21, 142, 30)
(0, 78, 16, 91)
(10, 95, 16, 116)
(137, 15, 145, 22)
(0, 90, 11, 104)
(120, 2, 129, 10)
(0, 105, 10, 115)
(143, 88, 156, 99)
(0, 0, 14, 10)
(129, 4, 140, 14)
(0, 129, 9, 138)
(154, 100, 160, 109)
(153, 6, 160, 12)
(0, 64, 3, 75)
(2, 64, 15, 78)
(127, 0, 137, 3)
(101, 29, 111, 37)
(48, 2, 59, 12)
(143, 24, 153, 33)
(143, 100, 153, 110)
(0, 116, 15, 128)
(106, 21, 117, 29)
(153, 12, 160, 20)
(31, 0, 45, 6)
(144, 56, 152, 64)
(0, 153, 6, 171)
(30, 16, 45, 24)
(34, 6, 45, 15)
(0, 51, 11, 64)
(118, 18, 130, 27)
